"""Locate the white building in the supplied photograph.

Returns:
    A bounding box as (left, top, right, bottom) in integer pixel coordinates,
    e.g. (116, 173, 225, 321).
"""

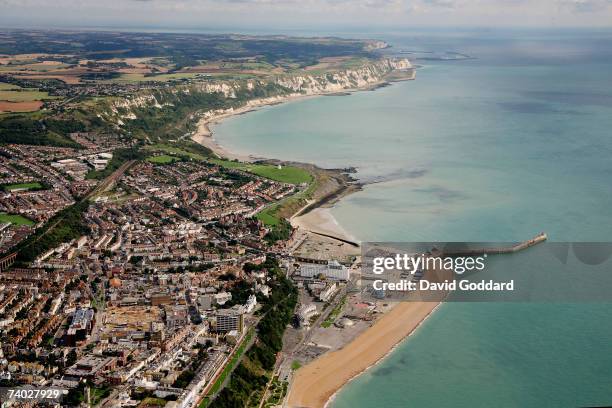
(299, 260, 350, 281)
(244, 294, 257, 313)
(318, 282, 338, 302)
(214, 292, 232, 306)
(297, 304, 317, 326)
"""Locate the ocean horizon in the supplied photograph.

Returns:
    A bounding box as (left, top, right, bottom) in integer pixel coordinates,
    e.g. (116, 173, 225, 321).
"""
(212, 28, 612, 407)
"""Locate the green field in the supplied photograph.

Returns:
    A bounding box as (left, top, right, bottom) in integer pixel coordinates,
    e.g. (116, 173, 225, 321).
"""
(0, 213, 35, 226)
(145, 143, 208, 161)
(210, 159, 312, 184)
(0, 90, 57, 102)
(146, 154, 181, 164)
(111, 72, 201, 83)
(256, 204, 282, 226)
(0, 63, 70, 73)
(3, 182, 43, 191)
(0, 82, 20, 90)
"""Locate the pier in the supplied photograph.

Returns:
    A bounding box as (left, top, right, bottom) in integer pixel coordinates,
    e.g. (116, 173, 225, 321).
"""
(440, 232, 547, 257)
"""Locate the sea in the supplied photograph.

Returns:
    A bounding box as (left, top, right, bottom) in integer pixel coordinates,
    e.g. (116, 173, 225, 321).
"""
(212, 29, 612, 407)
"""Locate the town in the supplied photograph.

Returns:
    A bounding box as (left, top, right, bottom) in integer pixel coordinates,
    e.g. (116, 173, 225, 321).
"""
(0, 29, 415, 408)
(0, 132, 366, 408)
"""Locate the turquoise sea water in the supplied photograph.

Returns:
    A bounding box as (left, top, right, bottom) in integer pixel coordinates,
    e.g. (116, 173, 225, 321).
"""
(213, 30, 612, 407)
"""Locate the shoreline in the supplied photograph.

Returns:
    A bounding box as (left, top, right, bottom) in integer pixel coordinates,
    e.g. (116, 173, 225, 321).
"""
(189, 81, 386, 243)
(188, 70, 438, 408)
(192, 93, 318, 162)
(288, 300, 442, 408)
(323, 301, 443, 408)
(190, 68, 414, 164)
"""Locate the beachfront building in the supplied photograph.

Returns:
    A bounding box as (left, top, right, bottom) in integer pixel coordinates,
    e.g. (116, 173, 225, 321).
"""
(299, 260, 350, 281)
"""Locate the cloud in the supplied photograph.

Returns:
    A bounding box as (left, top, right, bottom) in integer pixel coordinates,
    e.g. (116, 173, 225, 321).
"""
(558, 0, 612, 12)
(1, 0, 612, 28)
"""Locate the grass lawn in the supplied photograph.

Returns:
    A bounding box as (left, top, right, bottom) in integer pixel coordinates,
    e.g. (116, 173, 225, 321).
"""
(146, 154, 180, 164)
(0, 213, 35, 226)
(139, 397, 167, 407)
(144, 143, 207, 161)
(291, 360, 302, 370)
(210, 159, 312, 184)
(256, 204, 281, 226)
(3, 182, 43, 191)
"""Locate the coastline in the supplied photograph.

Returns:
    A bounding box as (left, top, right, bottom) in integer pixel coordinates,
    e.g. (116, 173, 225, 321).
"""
(323, 302, 444, 408)
(190, 84, 375, 243)
(190, 66, 414, 164)
(191, 93, 318, 162)
(288, 301, 442, 408)
(291, 207, 358, 245)
(188, 69, 438, 408)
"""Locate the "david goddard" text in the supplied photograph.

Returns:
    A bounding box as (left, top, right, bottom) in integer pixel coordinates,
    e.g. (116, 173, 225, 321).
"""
(372, 279, 515, 291)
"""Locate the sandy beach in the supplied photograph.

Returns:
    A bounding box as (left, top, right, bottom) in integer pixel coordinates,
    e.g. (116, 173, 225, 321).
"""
(191, 106, 258, 162)
(287, 300, 440, 408)
(291, 207, 358, 245)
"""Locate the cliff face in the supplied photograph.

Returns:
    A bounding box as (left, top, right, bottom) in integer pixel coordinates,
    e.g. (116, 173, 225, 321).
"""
(275, 58, 411, 94)
(102, 58, 412, 127)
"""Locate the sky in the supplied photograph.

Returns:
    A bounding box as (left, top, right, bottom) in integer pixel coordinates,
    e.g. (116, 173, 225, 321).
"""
(0, 0, 611, 31)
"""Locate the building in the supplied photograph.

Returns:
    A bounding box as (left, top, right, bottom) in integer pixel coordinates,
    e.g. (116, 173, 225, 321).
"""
(216, 306, 244, 333)
(318, 282, 338, 302)
(244, 294, 257, 313)
(299, 260, 350, 281)
(65, 308, 95, 346)
(65, 356, 116, 380)
(214, 292, 232, 306)
(165, 306, 189, 329)
(197, 294, 213, 310)
(151, 293, 172, 306)
(297, 304, 317, 326)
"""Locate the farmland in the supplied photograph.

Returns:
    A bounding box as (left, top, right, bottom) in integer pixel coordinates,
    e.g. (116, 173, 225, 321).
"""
(0, 82, 58, 113)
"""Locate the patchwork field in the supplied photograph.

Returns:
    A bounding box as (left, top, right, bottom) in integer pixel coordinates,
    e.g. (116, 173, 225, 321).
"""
(0, 83, 57, 113)
(0, 89, 55, 102)
(0, 100, 43, 113)
(0, 82, 20, 90)
(110, 72, 202, 83)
